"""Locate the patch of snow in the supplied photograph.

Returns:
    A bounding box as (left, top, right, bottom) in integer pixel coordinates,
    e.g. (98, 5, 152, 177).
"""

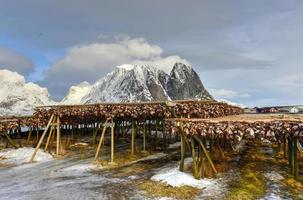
(128, 175, 138, 180)
(0, 147, 53, 165)
(117, 64, 135, 71)
(217, 99, 246, 108)
(168, 142, 181, 149)
(264, 172, 284, 182)
(61, 163, 96, 173)
(151, 165, 219, 189)
(157, 197, 175, 200)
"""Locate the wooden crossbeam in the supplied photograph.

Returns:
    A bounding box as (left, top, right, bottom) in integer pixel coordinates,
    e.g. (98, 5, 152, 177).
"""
(30, 114, 54, 162)
(94, 119, 109, 161)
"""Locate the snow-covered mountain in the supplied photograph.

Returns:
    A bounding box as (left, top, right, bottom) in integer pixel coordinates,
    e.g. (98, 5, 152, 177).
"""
(0, 69, 55, 116)
(0, 63, 213, 115)
(217, 99, 246, 109)
(63, 63, 213, 104)
(61, 81, 92, 105)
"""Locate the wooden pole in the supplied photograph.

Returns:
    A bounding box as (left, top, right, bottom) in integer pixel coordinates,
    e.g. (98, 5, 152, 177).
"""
(109, 120, 115, 164)
(3, 132, 18, 149)
(122, 121, 126, 140)
(131, 120, 136, 155)
(91, 128, 98, 145)
(94, 119, 109, 161)
(216, 139, 225, 158)
(30, 114, 54, 162)
(44, 126, 54, 151)
(56, 116, 61, 157)
(26, 127, 32, 145)
(288, 137, 292, 168)
(154, 120, 158, 150)
(143, 123, 147, 152)
(179, 122, 185, 172)
(180, 134, 186, 172)
(283, 137, 286, 158)
(194, 135, 218, 174)
(294, 137, 298, 179)
(163, 120, 167, 151)
(190, 138, 199, 179)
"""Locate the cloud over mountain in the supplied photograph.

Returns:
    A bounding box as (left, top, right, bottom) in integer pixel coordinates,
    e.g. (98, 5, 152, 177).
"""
(43, 37, 189, 99)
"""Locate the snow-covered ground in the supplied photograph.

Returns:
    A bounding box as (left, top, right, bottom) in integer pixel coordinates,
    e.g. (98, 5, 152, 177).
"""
(0, 147, 53, 166)
(152, 166, 219, 189)
(168, 142, 180, 149)
(151, 158, 222, 190)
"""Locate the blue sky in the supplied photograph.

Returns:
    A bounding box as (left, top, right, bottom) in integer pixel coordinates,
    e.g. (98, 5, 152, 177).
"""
(0, 0, 303, 106)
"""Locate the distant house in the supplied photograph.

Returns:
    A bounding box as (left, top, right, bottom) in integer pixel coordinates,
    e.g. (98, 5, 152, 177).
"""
(257, 107, 278, 113)
(269, 107, 278, 113)
(244, 107, 257, 114)
(289, 107, 299, 114)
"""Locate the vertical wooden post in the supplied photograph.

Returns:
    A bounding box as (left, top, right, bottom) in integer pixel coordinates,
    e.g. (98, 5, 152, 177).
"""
(4, 132, 18, 149)
(163, 120, 167, 151)
(30, 114, 54, 162)
(26, 127, 32, 145)
(154, 120, 158, 150)
(283, 137, 286, 158)
(294, 137, 298, 179)
(91, 128, 97, 145)
(194, 135, 218, 174)
(179, 132, 186, 172)
(122, 121, 126, 140)
(56, 116, 61, 157)
(36, 127, 39, 142)
(288, 137, 293, 171)
(190, 137, 199, 179)
(143, 123, 147, 152)
(131, 120, 136, 155)
(44, 126, 54, 151)
(109, 120, 116, 164)
(94, 119, 109, 161)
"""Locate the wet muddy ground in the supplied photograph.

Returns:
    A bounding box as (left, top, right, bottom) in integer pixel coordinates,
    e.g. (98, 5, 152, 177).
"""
(0, 140, 302, 200)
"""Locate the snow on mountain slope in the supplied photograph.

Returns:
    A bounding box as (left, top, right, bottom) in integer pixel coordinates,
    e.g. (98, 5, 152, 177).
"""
(217, 99, 246, 108)
(166, 63, 213, 100)
(69, 63, 213, 104)
(61, 81, 91, 105)
(81, 64, 170, 103)
(0, 69, 55, 116)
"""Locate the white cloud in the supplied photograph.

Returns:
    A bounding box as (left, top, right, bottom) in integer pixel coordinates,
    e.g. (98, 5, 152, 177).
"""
(0, 47, 35, 75)
(209, 88, 251, 99)
(43, 37, 189, 99)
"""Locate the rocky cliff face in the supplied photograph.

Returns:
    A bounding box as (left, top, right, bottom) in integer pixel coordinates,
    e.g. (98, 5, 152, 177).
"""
(166, 63, 213, 100)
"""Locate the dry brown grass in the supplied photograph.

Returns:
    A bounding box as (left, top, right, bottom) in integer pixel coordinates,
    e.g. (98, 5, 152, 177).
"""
(137, 180, 201, 200)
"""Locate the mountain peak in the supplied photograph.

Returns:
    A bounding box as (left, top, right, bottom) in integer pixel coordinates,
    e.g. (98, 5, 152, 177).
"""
(0, 69, 25, 84)
(116, 64, 135, 71)
(172, 62, 192, 72)
(167, 63, 213, 100)
(78, 62, 213, 104)
(0, 69, 55, 116)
